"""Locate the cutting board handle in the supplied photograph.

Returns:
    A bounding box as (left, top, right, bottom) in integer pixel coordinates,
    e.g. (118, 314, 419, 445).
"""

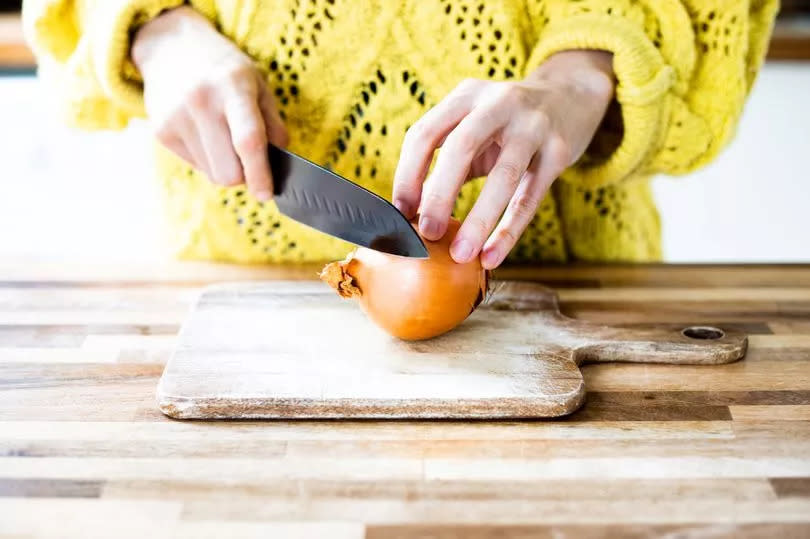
(572, 323, 748, 365)
(485, 281, 748, 366)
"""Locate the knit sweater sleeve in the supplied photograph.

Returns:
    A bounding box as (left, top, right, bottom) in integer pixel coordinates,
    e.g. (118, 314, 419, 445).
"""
(22, 0, 217, 130)
(523, 0, 779, 187)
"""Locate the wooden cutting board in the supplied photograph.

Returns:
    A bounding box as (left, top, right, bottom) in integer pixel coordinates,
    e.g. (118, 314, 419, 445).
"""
(157, 281, 747, 419)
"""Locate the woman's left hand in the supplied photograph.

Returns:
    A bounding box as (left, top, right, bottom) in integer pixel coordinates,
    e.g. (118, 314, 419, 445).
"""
(392, 50, 615, 269)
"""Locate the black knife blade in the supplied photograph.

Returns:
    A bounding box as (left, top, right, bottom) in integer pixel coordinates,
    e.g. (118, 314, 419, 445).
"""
(268, 144, 428, 258)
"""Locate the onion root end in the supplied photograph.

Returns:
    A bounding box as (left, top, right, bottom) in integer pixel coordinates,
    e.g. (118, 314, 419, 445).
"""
(319, 258, 361, 299)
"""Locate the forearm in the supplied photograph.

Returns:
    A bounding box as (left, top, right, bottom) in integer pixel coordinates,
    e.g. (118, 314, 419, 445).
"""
(526, 50, 615, 104)
(523, 49, 616, 168)
(132, 6, 213, 76)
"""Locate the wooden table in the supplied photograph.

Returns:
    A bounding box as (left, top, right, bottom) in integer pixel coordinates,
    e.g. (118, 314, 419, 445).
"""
(2, 262, 809, 538)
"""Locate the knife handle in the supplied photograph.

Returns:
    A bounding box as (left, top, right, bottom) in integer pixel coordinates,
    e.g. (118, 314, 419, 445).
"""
(268, 144, 292, 197)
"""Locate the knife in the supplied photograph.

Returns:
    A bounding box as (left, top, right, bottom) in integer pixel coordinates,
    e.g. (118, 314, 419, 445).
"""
(268, 144, 428, 258)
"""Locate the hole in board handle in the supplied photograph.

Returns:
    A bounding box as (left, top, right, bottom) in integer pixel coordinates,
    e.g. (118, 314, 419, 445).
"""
(682, 326, 725, 340)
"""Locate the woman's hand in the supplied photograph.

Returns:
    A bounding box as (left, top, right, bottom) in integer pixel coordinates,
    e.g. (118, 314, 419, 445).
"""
(132, 6, 288, 200)
(393, 50, 615, 269)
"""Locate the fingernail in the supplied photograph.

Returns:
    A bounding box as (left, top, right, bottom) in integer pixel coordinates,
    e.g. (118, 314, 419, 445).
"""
(419, 216, 440, 239)
(481, 247, 501, 269)
(450, 239, 473, 262)
(255, 190, 272, 201)
(394, 198, 412, 217)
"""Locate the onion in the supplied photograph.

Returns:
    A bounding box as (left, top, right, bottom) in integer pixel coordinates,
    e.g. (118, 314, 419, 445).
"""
(320, 218, 489, 340)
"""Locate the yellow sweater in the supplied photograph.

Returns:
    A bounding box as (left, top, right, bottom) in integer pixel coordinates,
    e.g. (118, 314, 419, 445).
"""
(23, 0, 777, 263)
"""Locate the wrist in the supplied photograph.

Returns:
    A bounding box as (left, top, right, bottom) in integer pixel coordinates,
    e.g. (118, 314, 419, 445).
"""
(527, 50, 615, 103)
(132, 6, 211, 74)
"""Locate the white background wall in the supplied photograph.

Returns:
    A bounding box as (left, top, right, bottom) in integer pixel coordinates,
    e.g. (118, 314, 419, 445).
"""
(653, 61, 810, 262)
(1, 61, 809, 264)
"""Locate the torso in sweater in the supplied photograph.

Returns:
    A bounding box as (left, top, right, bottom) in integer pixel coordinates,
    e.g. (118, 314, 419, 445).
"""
(24, 0, 778, 263)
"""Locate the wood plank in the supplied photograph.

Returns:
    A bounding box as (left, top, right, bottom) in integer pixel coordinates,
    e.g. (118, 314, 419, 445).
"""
(557, 288, 810, 302)
(585, 390, 810, 407)
(0, 479, 101, 498)
(568, 401, 731, 421)
(0, 362, 164, 386)
(0, 287, 197, 309)
(0, 326, 178, 349)
(0, 420, 735, 441)
(366, 523, 810, 539)
(0, 499, 182, 538)
(0, 439, 287, 459)
(0, 456, 423, 482)
(0, 348, 124, 364)
(175, 498, 810, 524)
(0, 340, 174, 365)
(0, 287, 195, 325)
(7, 433, 810, 460)
(730, 406, 810, 421)
(100, 477, 776, 503)
(560, 301, 810, 326)
(0, 374, 162, 421)
(732, 420, 810, 447)
(748, 335, 810, 349)
(422, 457, 810, 481)
(5, 454, 803, 484)
(13, 419, 806, 460)
(0, 311, 188, 325)
(770, 320, 810, 334)
(3, 422, 790, 474)
(80, 334, 177, 365)
(173, 522, 364, 539)
(283, 435, 810, 459)
(80, 334, 177, 351)
(582, 353, 810, 392)
(771, 478, 810, 498)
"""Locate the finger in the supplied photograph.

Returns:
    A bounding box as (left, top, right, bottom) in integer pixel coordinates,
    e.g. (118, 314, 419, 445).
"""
(184, 125, 214, 180)
(155, 111, 210, 177)
(158, 133, 195, 167)
(479, 158, 544, 270)
(259, 88, 289, 148)
(449, 141, 536, 263)
(469, 143, 501, 179)
(392, 81, 479, 219)
(417, 104, 507, 241)
(480, 138, 568, 269)
(226, 93, 274, 201)
(178, 114, 215, 180)
(189, 108, 243, 187)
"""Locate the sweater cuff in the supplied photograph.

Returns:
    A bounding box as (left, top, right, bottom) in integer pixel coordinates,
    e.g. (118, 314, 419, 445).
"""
(89, 0, 188, 117)
(525, 14, 675, 187)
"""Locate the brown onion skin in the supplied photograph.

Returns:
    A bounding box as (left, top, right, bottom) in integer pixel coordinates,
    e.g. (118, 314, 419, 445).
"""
(331, 218, 488, 341)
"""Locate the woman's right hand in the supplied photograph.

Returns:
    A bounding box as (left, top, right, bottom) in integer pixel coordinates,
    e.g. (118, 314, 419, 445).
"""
(132, 6, 288, 201)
